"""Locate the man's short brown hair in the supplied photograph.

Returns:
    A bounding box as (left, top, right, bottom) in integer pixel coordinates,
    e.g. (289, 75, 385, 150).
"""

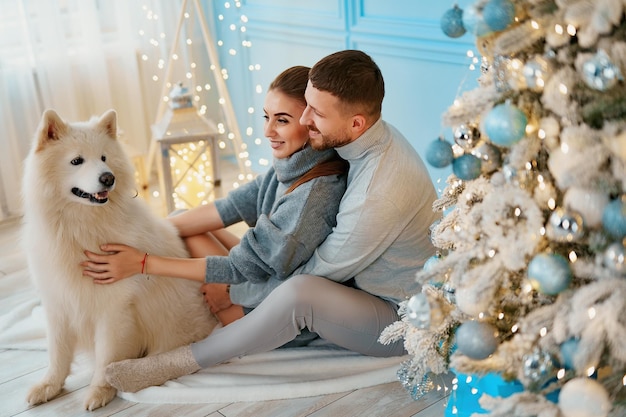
(309, 50, 384, 118)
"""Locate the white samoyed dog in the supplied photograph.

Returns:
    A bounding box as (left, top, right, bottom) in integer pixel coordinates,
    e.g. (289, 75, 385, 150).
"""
(22, 109, 217, 410)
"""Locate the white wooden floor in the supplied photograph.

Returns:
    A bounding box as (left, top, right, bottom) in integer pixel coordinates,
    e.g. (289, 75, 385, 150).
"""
(0, 159, 451, 417)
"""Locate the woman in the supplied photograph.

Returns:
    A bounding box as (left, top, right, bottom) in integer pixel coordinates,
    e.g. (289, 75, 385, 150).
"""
(82, 66, 348, 327)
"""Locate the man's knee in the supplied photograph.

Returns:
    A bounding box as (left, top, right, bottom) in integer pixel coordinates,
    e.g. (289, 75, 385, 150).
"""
(273, 274, 324, 305)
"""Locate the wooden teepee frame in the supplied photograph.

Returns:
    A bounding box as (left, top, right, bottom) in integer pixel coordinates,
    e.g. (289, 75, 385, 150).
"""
(145, 0, 252, 185)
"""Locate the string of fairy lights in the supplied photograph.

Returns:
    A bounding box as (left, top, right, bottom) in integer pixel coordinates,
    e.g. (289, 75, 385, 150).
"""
(135, 0, 263, 209)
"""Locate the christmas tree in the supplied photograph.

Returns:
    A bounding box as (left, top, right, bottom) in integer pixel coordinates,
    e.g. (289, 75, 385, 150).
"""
(380, 1, 626, 416)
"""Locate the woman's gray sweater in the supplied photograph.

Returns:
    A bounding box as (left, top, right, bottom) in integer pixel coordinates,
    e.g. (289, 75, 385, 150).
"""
(206, 146, 347, 308)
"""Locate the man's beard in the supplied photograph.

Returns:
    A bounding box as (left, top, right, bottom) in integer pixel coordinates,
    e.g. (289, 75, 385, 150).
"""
(308, 127, 352, 150)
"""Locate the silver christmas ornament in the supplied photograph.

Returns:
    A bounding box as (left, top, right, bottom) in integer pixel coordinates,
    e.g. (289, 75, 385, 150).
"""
(603, 242, 626, 275)
(582, 50, 623, 91)
(546, 207, 584, 242)
(406, 293, 431, 329)
(523, 348, 556, 391)
(453, 124, 481, 150)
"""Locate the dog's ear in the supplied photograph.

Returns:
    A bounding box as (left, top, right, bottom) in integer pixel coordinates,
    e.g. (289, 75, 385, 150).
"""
(97, 109, 117, 139)
(36, 109, 67, 150)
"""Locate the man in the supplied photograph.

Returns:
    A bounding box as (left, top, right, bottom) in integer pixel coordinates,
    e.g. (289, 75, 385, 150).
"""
(104, 50, 439, 393)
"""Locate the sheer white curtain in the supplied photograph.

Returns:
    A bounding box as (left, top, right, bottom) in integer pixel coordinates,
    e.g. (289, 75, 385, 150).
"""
(0, 0, 180, 220)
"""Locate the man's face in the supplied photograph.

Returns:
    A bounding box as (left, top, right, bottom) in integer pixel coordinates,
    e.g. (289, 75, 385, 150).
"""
(300, 81, 354, 150)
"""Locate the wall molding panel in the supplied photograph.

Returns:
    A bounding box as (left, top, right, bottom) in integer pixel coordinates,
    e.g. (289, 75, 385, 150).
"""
(209, 0, 477, 182)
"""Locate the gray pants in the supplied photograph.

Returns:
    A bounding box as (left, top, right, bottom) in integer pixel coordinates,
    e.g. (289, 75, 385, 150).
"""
(190, 274, 406, 367)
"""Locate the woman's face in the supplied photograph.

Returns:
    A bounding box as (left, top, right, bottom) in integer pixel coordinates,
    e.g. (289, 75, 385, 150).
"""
(263, 89, 309, 159)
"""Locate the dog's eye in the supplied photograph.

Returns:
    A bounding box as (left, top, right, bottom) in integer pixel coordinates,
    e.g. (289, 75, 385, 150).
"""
(71, 157, 84, 166)
(101, 155, 106, 162)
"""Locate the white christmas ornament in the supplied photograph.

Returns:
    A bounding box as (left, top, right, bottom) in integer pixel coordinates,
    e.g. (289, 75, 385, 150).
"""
(563, 187, 609, 228)
(455, 287, 490, 317)
(558, 377, 611, 417)
(406, 293, 431, 329)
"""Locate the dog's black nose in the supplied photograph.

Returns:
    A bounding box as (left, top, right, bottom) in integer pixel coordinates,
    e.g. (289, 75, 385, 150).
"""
(99, 172, 115, 187)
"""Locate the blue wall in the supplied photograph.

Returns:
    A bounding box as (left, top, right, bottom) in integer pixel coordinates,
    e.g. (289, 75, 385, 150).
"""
(205, 0, 477, 187)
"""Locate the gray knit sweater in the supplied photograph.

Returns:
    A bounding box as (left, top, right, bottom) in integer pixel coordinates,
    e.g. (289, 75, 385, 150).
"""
(295, 119, 440, 304)
(205, 146, 347, 308)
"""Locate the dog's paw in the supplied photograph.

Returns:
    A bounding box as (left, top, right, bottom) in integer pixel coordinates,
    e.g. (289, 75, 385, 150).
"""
(83, 385, 117, 411)
(26, 381, 63, 405)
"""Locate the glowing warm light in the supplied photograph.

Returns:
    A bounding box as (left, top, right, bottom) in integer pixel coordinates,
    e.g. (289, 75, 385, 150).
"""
(567, 24, 576, 36)
(538, 129, 546, 139)
(548, 198, 556, 209)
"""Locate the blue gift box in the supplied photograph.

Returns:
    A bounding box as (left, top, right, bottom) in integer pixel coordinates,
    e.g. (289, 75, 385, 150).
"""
(445, 370, 560, 416)
(445, 371, 523, 416)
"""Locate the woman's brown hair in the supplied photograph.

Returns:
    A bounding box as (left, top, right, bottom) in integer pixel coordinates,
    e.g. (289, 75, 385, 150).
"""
(268, 65, 310, 107)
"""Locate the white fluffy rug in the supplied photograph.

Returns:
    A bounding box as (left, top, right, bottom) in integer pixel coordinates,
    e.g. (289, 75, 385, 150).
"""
(0, 256, 405, 404)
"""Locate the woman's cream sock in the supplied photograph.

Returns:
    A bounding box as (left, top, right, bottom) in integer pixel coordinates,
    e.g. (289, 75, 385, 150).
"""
(105, 344, 201, 393)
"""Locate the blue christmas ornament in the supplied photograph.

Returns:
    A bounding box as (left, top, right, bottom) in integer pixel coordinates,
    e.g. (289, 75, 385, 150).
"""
(455, 321, 498, 360)
(441, 5, 466, 38)
(453, 154, 482, 180)
(423, 254, 442, 271)
(483, 0, 516, 32)
(483, 103, 527, 147)
(560, 338, 580, 370)
(462, 4, 493, 37)
(426, 137, 454, 168)
(528, 253, 572, 295)
(602, 197, 626, 240)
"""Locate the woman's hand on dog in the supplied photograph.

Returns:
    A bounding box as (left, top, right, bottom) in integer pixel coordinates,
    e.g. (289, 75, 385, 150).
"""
(82, 244, 143, 283)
